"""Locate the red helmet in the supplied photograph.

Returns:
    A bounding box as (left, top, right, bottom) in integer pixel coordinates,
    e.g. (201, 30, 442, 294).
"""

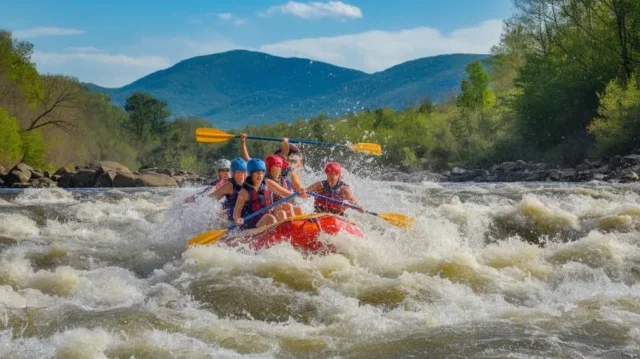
(265, 155, 284, 172)
(324, 162, 341, 175)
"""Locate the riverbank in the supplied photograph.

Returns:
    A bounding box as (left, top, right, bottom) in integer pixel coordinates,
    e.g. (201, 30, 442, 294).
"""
(2, 154, 640, 189)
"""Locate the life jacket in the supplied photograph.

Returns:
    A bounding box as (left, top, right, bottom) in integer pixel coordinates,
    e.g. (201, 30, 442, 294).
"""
(222, 178, 243, 220)
(268, 174, 293, 201)
(240, 180, 272, 228)
(314, 180, 348, 215)
(214, 178, 227, 189)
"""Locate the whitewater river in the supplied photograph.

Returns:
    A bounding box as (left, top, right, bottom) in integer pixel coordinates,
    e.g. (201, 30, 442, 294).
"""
(1, 175, 639, 358)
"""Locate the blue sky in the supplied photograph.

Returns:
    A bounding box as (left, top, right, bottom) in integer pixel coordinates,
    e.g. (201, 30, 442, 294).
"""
(3, 0, 513, 87)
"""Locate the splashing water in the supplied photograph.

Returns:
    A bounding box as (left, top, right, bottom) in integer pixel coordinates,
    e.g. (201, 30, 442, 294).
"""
(0, 179, 639, 358)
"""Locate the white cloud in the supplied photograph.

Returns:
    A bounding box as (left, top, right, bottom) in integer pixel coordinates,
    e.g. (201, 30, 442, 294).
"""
(259, 20, 502, 72)
(218, 13, 233, 20)
(13, 27, 85, 38)
(234, 19, 245, 25)
(33, 51, 170, 68)
(64, 46, 102, 53)
(262, 1, 362, 20)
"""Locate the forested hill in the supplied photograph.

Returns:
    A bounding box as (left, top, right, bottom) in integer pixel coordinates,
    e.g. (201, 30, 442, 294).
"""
(87, 50, 488, 128)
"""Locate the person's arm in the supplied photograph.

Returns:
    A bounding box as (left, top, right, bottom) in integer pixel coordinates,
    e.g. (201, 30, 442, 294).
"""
(210, 181, 231, 200)
(233, 190, 249, 225)
(266, 178, 297, 198)
(240, 133, 250, 161)
(289, 171, 304, 191)
(342, 186, 364, 212)
(280, 137, 290, 157)
(305, 181, 322, 193)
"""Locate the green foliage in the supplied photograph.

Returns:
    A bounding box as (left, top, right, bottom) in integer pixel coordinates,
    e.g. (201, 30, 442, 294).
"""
(457, 60, 495, 111)
(124, 92, 171, 144)
(588, 75, 640, 156)
(0, 107, 23, 167)
(0, 31, 43, 106)
(20, 130, 46, 169)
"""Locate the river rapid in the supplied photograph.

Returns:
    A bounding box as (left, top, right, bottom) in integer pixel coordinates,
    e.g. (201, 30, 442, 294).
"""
(0, 174, 639, 358)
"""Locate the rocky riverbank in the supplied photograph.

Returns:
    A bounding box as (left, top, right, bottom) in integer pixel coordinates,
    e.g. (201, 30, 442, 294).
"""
(0, 161, 214, 189)
(3, 154, 640, 189)
(379, 154, 640, 183)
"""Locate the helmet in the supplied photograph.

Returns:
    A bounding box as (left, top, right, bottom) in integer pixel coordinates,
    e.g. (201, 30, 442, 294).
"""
(247, 158, 266, 174)
(215, 159, 231, 170)
(265, 155, 284, 171)
(324, 162, 341, 175)
(230, 157, 247, 173)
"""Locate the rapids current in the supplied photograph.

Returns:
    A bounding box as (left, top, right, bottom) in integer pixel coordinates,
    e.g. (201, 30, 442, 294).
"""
(0, 176, 639, 358)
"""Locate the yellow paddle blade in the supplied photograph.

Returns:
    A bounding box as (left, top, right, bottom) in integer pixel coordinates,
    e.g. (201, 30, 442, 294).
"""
(350, 143, 382, 156)
(186, 228, 228, 246)
(378, 213, 415, 228)
(195, 128, 236, 143)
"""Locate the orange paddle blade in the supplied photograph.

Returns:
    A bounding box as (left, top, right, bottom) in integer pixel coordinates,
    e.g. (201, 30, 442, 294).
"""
(186, 228, 228, 246)
(195, 128, 236, 143)
(378, 213, 415, 227)
(350, 143, 382, 156)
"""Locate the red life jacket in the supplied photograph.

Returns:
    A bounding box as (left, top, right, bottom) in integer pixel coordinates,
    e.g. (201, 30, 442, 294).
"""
(314, 180, 348, 215)
(241, 181, 273, 219)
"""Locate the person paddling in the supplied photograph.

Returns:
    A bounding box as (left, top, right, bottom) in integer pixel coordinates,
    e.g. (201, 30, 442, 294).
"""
(233, 158, 306, 229)
(240, 133, 304, 191)
(211, 158, 247, 220)
(213, 159, 231, 189)
(306, 162, 363, 216)
(265, 155, 304, 215)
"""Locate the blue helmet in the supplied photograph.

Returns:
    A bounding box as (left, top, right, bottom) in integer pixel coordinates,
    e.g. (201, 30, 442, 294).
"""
(230, 157, 247, 173)
(247, 158, 266, 174)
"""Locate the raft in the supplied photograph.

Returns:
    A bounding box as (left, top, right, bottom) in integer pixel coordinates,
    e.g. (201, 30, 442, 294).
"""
(219, 213, 364, 253)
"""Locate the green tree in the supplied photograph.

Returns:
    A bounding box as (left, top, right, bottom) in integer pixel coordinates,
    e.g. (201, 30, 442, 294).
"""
(0, 107, 23, 167)
(124, 92, 171, 144)
(588, 74, 640, 156)
(457, 60, 496, 111)
(0, 30, 43, 107)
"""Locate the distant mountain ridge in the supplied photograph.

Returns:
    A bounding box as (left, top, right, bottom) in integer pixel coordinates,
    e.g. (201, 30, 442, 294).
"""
(87, 50, 489, 129)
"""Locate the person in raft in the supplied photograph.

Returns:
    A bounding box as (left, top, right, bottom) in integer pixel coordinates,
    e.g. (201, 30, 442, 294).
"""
(265, 155, 304, 216)
(239, 133, 304, 191)
(183, 158, 232, 203)
(211, 158, 247, 220)
(306, 162, 364, 216)
(233, 158, 307, 229)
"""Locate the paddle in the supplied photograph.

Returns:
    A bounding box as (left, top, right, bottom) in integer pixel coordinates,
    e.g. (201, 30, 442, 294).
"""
(186, 191, 301, 246)
(195, 128, 382, 156)
(309, 192, 415, 228)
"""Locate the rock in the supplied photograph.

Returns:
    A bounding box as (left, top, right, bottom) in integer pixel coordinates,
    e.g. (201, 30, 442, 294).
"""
(54, 167, 69, 177)
(44, 171, 51, 179)
(620, 170, 639, 182)
(9, 169, 31, 184)
(622, 154, 640, 166)
(592, 174, 606, 181)
(159, 168, 176, 177)
(97, 161, 132, 175)
(95, 170, 116, 187)
(515, 160, 527, 170)
(52, 175, 61, 182)
(549, 169, 576, 182)
(71, 170, 97, 187)
(13, 163, 33, 173)
(57, 173, 74, 188)
(451, 167, 467, 175)
(609, 155, 622, 170)
(30, 169, 45, 179)
(0, 165, 5, 175)
(135, 172, 178, 187)
(112, 171, 138, 187)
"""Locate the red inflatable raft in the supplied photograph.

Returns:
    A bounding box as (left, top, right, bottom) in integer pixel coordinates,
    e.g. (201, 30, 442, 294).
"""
(219, 213, 364, 254)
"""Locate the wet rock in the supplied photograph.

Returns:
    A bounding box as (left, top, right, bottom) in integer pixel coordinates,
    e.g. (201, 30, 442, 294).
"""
(72, 170, 97, 187)
(622, 154, 640, 166)
(30, 169, 45, 179)
(95, 170, 116, 187)
(57, 173, 73, 188)
(43, 171, 51, 179)
(112, 171, 138, 187)
(9, 169, 31, 184)
(135, 172, 178, 187)
(53, 167, 69, 177)
(97, 161, 132, 175)
(609, 155, 623, 170)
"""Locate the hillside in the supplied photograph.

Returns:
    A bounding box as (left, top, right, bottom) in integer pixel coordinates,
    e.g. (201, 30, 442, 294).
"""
(87, 50, 489, 128)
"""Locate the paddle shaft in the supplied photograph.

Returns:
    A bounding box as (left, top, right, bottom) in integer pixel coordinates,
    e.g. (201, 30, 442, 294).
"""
(229, 191, 300, 231)
(238, 135, 348, 149)
(309, 192, 375, 215)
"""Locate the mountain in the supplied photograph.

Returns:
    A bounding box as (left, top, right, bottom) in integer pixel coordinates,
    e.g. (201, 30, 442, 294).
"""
(87, 50, 489, 129)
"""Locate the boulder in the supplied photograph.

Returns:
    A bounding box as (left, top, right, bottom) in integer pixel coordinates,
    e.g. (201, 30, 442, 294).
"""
(54, 167, 69, 177)
(622, 154, 640, 166)
(9, 169, 31, 184)
(71, 170, 97, 187)
(97, 161, 132, 175)
(135, 172, 178, 187)
(112, 171, 138, 187)
(0, 165, 5, 175)
(95, 170, 116, 187)
(30, 169, 45, 179)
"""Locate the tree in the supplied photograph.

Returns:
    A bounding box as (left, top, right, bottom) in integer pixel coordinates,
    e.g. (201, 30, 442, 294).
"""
(0, 107, 23, 167)
(457, 60, 496, 111)
(24, 75, 83, 133)
(0, 30, 43, 107)
(124, 92, 171, 143)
